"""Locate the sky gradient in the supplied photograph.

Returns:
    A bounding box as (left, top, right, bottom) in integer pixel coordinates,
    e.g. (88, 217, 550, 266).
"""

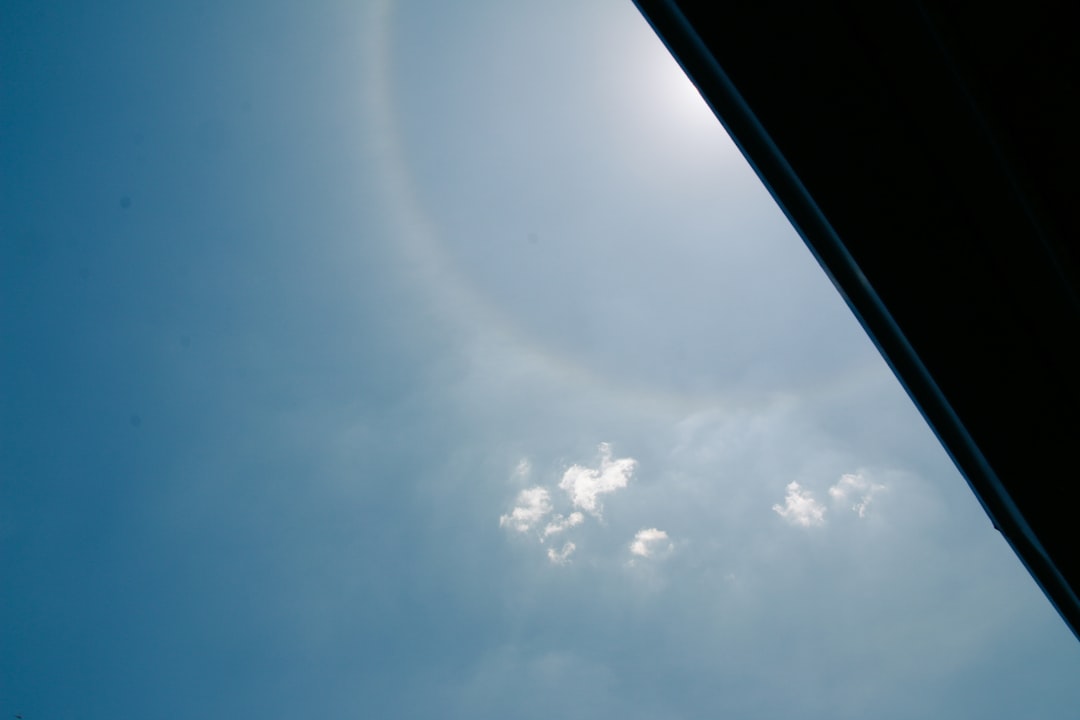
(3, 0, 1079, 718)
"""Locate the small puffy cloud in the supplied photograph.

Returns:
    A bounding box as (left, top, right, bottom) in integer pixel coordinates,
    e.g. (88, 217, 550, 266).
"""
(547, 542, 576, 565)
(629, 528, 671, 558)
(500, 443, 638, 564)
(829, 472, 884, 517)
(558, 442, 636, 517)
(543, 512, 584, 540)
(500, 487, 552, 532)
(772, 481, 826, 527)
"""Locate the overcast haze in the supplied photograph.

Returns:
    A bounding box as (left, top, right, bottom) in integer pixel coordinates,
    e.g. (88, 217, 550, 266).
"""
(3, 0, 1079, 718)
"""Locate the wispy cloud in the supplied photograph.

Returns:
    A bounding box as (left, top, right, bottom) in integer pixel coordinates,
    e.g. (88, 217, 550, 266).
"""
(558, 442, 636, 517)
(828, 472, 884, 517)
(500, 487, 553, 532)
(629, 528, 671, 558)
(547, 542, 576, 565)
(772, 481, 826, 527)
(543, 512, 584, 540)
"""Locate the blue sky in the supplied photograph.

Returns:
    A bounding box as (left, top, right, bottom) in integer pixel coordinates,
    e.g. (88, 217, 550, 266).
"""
(3, 0, 1079, 717)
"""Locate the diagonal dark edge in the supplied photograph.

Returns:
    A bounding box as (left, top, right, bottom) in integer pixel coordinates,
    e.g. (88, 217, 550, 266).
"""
(632, 0, 1080, 641)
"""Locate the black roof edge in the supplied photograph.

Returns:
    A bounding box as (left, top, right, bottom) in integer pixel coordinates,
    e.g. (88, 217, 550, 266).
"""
(632, 0, 1080, 641)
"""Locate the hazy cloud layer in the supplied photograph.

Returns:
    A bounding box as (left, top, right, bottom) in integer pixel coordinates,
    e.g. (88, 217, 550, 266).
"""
(7, 0, 1080, 718)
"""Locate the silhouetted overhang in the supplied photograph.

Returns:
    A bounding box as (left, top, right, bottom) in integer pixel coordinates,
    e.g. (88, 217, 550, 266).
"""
(633, 0, 1080, 639)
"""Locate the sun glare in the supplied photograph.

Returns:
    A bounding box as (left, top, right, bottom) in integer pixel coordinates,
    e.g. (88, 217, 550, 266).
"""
(655, 58, 714, 126)
(633, 35, 719, 137)
(622, 28, 738, 163)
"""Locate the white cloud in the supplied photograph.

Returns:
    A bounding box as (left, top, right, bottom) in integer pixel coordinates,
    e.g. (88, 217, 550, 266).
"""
(500, 486, 553, 532)
(829, 472, 884, 517)
(547, 542, 576, 565)
(772, 481, 826, 527)
(543, 512, 584, 540)
(558, 442, 636, 517)
(629, 528, 671, 557)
